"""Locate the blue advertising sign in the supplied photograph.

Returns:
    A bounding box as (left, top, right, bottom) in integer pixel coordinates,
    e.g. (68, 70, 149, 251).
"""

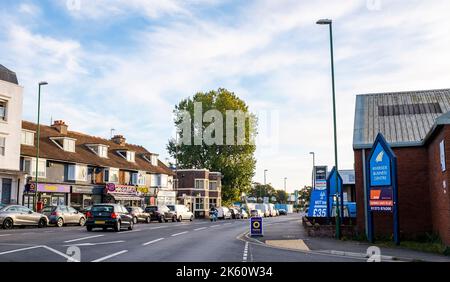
(250, 217, 263, 236)
(308, 190, 328, 217)
(366, 133, 400, 245)
(327, 167, 344, 218)
(369, 143, 391, 186)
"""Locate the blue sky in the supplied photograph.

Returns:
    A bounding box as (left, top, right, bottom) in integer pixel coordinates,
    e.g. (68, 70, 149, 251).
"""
(1, 0, 450, 192)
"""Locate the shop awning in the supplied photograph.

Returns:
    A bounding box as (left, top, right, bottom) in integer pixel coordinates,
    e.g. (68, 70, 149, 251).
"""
(110, 194, 143, 201)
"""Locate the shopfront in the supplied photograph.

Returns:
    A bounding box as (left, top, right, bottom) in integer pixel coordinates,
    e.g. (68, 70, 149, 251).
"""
(104, 183, 143, 207)
(23, 183, 70, 210)
(70, 185, 104, 210)
(157, 189, 176, 206)
(137, 186, 157, 207)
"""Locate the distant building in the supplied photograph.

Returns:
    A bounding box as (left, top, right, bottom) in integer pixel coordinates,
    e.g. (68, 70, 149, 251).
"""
(174, 169, 222, 218)
(353, 89, 450, 246)
(0, 65, 24, 205)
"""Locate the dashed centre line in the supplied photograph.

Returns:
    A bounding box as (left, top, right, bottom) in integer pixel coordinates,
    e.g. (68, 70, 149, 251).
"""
(194, 227, 207, 231)
(142, 237, 165, 246)
(64, 235, 104, 243)
(171, 231, 189, 237)
(91, 250, 128, 262)
(242, 242, 249, 262)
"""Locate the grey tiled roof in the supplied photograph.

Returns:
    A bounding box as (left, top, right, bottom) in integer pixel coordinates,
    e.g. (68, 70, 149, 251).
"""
(0, 64, 18, 85)
(353, 89, 450, 149)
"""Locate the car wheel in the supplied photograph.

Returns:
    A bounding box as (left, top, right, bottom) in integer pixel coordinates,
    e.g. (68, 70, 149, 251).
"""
(189, 215, 193, 222)
(79, 217, 86, 226)
(133, 217, 138, 224)
(86, 226, 93, 232)
(38, 218, 47, 228)
(146, 217, 151, 224)
(178, 216, 182, 222)
(2, 218, 13, 229)
(128, 221, 134, 230)
(114, 221, 121, 232)
(164, 218, 169, 223)
(158, 216, 164, 223)
(56, 217, 64, 228)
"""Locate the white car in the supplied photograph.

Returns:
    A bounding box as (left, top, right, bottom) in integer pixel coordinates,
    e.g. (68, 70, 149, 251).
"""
(217, 207, 232, 220)
(255, 204, 270, 217)
(167, 204, 194, 222)
(240, 209, 249, 219)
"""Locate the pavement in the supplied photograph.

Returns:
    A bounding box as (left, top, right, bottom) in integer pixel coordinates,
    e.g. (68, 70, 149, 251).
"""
(2, 213, 446, 262)
(246, 213, 450, 262)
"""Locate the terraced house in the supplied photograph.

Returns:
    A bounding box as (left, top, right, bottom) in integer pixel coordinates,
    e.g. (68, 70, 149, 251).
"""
(19, 120, 175, 211)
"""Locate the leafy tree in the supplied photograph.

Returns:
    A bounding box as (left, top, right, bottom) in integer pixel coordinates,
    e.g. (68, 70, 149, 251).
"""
(167, 88, 257, 204)
(248, 183, 288, 203)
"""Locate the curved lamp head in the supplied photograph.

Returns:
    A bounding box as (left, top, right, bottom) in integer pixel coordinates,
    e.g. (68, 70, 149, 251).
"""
(316, 19, 332, 25)
(38, 81, 48, 86)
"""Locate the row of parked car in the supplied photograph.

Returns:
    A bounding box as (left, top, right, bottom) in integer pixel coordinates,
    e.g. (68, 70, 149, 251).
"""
(0, 203, 194, 231)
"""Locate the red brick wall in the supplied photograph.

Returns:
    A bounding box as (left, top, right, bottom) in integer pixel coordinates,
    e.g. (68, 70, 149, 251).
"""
(354, 146, 433, 240)
(427, 127, 450, 245)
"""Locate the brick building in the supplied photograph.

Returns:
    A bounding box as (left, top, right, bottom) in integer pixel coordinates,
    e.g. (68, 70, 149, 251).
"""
(174, 169, 222, 218)
(353, 89, 450, 246)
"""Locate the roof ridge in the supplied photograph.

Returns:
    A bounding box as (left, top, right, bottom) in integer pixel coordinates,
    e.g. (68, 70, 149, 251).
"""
(356, 88, 450, 97)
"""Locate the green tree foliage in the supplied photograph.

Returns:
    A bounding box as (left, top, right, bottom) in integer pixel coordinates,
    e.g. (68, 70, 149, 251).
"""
(167, 88, 257, 204)
(248, 183, 288, 203)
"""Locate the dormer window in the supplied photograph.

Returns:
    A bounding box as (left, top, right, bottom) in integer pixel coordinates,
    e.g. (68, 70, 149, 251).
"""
(86, 144, 108, 158)
(142, 153, 159, 166)
(50, 137, 76, 152)
(117, 150, 135, 162)
(21, 130, 35, 146)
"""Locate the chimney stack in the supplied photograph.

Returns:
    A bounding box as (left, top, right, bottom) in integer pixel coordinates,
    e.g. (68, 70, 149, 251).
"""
(51, 120, 68, 134)
(111, 134, 126, 146)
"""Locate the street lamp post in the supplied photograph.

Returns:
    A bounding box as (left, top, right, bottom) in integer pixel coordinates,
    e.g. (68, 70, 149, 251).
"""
(284, 177, 287, 203)
(262, 169, 268, 203)
(309, 152, 315, 190)
(316, 18, 340, 239)
(35, 81, 48, 211)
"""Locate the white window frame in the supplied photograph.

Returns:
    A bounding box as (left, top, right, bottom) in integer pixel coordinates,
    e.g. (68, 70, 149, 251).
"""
(21, 130, 35, 146)
(25, 157, 46, 178)
(209, 180, 218, 190)
(0, 136, 5, 156)
(195, 179, 208, 189)
(104, 167, 119, 183)
(0, 99, 7, 121)
(50, 137, 76, 152)
(127, 151, 135, 162)
(68, 164, 88, 181)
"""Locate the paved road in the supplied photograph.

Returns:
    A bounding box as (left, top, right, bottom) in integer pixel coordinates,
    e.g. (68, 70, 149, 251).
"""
(0, 214, 358, 262)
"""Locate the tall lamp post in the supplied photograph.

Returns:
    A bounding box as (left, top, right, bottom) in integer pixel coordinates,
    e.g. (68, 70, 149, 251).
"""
(35, 81, 48, 211)
(262, 169, 268, 203)
(309, 152, 315, 190)
(284, 177, 287, 203)
(316, 18, 340, 239)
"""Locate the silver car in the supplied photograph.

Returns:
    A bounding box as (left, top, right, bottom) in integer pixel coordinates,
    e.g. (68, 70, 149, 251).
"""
(41, 205, 86, 227)
(0, 204, 48, 229)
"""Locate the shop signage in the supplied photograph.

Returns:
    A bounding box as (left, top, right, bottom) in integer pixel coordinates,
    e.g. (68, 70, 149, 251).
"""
(106, 183, 137, 194)
(37, 184, 70, 193)
(366, 133, 399, 245)
(250, 217, 263, 237)
(308, 190, 328, 217)
(137, 186, 149, 194)
(314, 166, 328, 190)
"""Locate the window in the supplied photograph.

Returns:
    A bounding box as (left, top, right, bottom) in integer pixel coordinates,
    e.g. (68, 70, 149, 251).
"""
(209, 181, 218, 190)
(0, 137, 5, 156)
(68, 165, 88, 181)
(209, 198, 217, 208)
(151, 155, 158, 166)
(127, 151, 135, 162)
(21, 130, 35, 146)
(98, 145, 108, 158)
(0, 100, 7, 121)
(134, 172, 145, 186)
(195, 198, 204, 210)
(104, 168, 119, 183)
(195, 179, 206, 189)
(24, 158, 46, 178)
(173, 179, 179, 189)
(64, 138, 75, 152)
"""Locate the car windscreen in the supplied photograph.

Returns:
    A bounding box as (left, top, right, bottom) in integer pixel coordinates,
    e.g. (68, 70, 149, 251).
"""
(146, 206, 157, 212)
(91, 205, 114, 212)
(167, 205, 175, 211)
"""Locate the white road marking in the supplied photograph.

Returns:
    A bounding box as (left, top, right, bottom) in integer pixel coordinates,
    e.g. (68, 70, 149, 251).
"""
(242, 242, 249, 262)
(64, 240, 124, 247)
(148, 226, 168, 230)
(119, 229, 142, 234)
(41, 245, 79, 262)
(171, 231, 188, 237)
(64, 235, 104, 243)
(91, 250, 128, 262)
(210, 225, 220, 228)
(224, 223, 232, 226)
(0, 245, 41, 255)
(0, 234, 12, 237)
(142, 237, 165, 246)
(194, 227, 207, 231)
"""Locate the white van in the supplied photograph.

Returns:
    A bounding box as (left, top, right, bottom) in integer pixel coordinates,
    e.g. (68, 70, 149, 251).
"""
(167, 204, 194, 222)
(268, 203, 277, 217)
(217, 207, 232, 220)
(255, 204, 270, 217)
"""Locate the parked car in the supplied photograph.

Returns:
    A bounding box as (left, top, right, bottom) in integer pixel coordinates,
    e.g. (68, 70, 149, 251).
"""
(250, 209, 264, 218)
(217, 207, 232, 220)
(144, 205, 173, 222)
(240, 209, 249, 219)
(166, 204, 194, 222)
(85, 203, 133, 232)
(126, 207, 151, 224)
(229, 208, 242, 219)
(268, 204, 277, 217)
(79, 205, 92, 216)
(278, 208, 287, 215)
(255, 204, 270, 217)
(41, 205, 86, 227)
(0, 205, 48, 229)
